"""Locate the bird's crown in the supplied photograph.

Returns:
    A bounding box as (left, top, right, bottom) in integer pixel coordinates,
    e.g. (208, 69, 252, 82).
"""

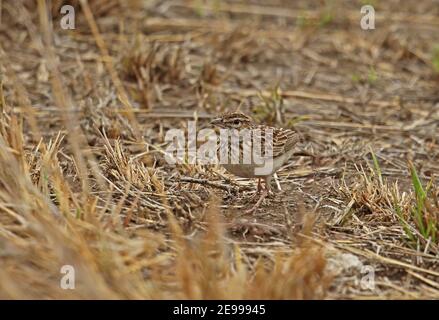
(210, 112, 255, 129)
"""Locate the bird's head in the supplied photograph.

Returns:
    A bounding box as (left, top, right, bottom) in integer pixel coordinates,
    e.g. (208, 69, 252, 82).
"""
(210, 112, 255, 130)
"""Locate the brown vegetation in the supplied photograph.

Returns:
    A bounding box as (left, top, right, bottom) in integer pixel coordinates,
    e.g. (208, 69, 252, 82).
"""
(0, 0, 438, 299)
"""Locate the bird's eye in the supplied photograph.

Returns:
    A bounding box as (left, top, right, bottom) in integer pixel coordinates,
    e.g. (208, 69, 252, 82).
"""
(233, 119, 240, 125)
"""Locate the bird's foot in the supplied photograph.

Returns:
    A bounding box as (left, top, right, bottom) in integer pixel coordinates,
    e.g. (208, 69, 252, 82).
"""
(249, 179, 263, 201)
(267, 189, 275, 198)
(249, 192, 260, 201)
(245, 189, 268, 214)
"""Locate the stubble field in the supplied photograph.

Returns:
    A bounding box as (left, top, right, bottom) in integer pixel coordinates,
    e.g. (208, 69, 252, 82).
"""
(0, 0, 438, 299)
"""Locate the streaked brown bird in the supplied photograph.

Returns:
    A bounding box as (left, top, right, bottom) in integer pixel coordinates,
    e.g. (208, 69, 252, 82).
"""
(211, 112, 300, 213)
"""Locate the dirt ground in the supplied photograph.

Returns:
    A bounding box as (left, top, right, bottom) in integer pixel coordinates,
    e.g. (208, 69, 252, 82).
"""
(0, 0, 438, 299)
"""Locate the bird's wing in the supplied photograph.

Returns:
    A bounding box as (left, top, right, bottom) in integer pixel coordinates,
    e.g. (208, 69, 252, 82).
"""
(255, 126, 299, 159)
(272, 127, 300, 158)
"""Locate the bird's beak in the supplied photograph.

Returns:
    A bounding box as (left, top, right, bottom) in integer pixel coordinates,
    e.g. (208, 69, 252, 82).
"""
(210, 118, 222, 126)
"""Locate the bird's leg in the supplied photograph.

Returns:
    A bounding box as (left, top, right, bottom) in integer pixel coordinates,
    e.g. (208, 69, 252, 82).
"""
(245, 176, 272, 213)
(265, 175, 275, 198)
(257, 178, 262, 193)
(250, 178, 263, 200)
(252, 178, 262, 199)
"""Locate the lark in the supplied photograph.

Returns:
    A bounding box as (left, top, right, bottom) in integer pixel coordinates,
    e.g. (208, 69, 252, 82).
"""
(210, 112, 300, 213)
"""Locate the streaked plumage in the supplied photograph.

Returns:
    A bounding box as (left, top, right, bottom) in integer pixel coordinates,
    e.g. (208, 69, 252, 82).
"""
(210, 112, 300, 213)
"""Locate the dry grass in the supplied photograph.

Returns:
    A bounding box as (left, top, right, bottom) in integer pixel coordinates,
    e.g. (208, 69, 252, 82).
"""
(0, 0, 438, 299)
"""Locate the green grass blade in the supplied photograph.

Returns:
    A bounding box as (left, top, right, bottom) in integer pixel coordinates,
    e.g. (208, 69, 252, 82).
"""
(409, 163, 427, 237)
(369, 147, 383, 186)
(409, 162, 426, 200)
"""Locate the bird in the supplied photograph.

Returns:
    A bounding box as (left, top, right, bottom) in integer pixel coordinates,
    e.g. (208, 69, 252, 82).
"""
(210, 111, 300, 213)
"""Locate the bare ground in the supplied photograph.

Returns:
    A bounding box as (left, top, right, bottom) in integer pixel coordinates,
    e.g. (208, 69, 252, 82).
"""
(0, 0, 438, 299)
